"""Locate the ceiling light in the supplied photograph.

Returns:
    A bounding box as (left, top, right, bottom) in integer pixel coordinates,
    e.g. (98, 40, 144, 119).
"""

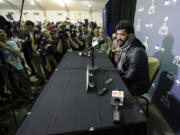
(88, 4, 92, 7)
(64, 0, 71, 5)
(30, 0, 35, 5)
(57, 0, 65, 7)
(0, 0, 4, 3)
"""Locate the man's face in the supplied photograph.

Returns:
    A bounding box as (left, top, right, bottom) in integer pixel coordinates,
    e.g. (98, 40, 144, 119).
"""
(24, 25, 34, 32)
(44, 31, 50, 37)
(81, 26, 87, 33)
(0, 29, 7, 41)
(116, 29, 129, 46)
(99, 29, 105, 39)
(94, 29, 99, 37)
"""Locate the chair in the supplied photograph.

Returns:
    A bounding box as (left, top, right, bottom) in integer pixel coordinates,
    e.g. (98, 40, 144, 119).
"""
(138, 56, 161, 117)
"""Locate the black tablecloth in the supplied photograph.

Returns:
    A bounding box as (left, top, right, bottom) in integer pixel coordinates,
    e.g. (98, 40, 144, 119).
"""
(16, 52, 147, 135)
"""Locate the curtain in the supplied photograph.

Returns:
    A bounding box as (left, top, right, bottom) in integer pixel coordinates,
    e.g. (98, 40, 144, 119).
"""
(106, 0, 137, 36)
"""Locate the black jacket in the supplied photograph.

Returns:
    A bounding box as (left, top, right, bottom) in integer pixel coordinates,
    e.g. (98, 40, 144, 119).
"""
(117, 37, 149, 96)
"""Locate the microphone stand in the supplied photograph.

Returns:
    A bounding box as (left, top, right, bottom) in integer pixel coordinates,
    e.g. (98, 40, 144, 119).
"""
(88, 47, 96, 88)
(88, 46, 99, 71)
(19, 0, 25, 28)
(113, 99, 121, 124)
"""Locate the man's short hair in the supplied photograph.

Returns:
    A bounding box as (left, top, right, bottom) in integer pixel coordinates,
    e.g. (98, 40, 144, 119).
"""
(94, 27, 99, 32)
(116, 20, 134, 34)
(82, 24, 87, 28)
(0, 15, 6, 29)
(0, 16, 12, 37)
(0, 15, 11, 30)
(25, 20, 34, 27)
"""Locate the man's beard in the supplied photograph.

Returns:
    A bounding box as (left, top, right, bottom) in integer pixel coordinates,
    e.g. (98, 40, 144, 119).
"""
(117, 39, 126, 46)
(117, 37, 128, 46)
(100, 35, 105, 40)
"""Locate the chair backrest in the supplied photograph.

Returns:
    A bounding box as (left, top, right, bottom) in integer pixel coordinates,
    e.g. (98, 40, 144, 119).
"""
(148, 56, 161, 85)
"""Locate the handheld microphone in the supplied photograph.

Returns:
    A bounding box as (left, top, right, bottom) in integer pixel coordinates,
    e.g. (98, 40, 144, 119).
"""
(111, 90, 124, 106)
(92, 39, 105, 47)
(113, 99, 120, 124)
(88, 39, 105, 50)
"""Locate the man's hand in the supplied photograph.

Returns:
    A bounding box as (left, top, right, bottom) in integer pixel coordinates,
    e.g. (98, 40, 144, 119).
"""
(112, 47, 121, 53)
(75, 45, 79, 49)
(0, 41, 8, 49)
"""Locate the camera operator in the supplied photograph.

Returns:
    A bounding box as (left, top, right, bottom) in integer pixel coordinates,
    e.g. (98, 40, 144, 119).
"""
(40, 30, 57, 66)
(78, 24, 92, 50)
(66, 27, 80, 51)
(58, 25, 73, 53)
(54, 30, 63, 63)
(23, 20, 45, 84)
(37, 29, 57, 80)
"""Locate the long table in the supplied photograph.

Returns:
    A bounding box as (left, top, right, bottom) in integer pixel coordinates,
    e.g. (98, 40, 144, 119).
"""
(16, 51, 147, 135)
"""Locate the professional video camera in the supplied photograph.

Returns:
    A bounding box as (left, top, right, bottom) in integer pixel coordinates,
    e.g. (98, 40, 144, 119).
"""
(65, 25, 77, 40)
(38, 37, 55, 56)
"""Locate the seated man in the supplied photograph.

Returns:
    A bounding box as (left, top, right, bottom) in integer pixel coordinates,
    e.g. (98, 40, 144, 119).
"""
(116, 20, 149, 96)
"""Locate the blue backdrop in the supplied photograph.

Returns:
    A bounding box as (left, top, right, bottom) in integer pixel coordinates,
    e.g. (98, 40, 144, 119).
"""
(134, 0, 180, 132)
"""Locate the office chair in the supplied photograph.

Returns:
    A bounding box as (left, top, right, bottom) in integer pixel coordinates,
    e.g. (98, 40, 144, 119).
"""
(138, 56, 161, 117)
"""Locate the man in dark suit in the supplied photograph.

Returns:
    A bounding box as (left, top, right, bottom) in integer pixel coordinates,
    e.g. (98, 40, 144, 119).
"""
(116, 20, 149, 96)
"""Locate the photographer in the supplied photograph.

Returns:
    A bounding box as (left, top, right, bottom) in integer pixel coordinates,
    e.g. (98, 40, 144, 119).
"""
(66, 28, 79, 51)
(38, 29, 58, 79)
(58, 25, 73, 53)
(0, 23, 32, 99)
(40, 30, 57, 66)
(22, 20, 45, 84)
(78, 24, 92, 50)
(54, 30, 63, 63)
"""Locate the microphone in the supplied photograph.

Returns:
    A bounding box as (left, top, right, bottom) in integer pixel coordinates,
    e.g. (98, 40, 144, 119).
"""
(111, 90, 124, 124)
(79, 51, 87, 56)
(111, 90, 124, 106)
(92, 39, 105, 47)
(88, 39, 105, 50)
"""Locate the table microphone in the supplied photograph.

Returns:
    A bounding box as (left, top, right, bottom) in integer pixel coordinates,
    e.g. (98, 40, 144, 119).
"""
(87, 39, 105, 51)
(111, 90, 124, 124)
(92, 39, 105, 47)
(113, 99, 121, 124)
(79, 51, 87, 56)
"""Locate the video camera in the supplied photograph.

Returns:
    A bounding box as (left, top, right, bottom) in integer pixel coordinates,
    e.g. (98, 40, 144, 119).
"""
(38, 37, 55, 56)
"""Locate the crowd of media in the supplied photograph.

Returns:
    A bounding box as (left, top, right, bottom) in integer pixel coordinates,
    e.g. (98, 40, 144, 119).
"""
(0, 15, 116, 133)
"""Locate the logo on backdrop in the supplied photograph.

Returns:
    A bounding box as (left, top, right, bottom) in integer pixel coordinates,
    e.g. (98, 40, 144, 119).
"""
(154, 43, 165, 53)
(164, 0, 177, 6)
(148, 0, 155, 15)
(138, 7, 144, 12)
(145, 22, 153, 29)
(143, 36, 149, 49)
(136, 18, 141, 31)
(173, 56, 180, 67)
(159, 16, 169, 35)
